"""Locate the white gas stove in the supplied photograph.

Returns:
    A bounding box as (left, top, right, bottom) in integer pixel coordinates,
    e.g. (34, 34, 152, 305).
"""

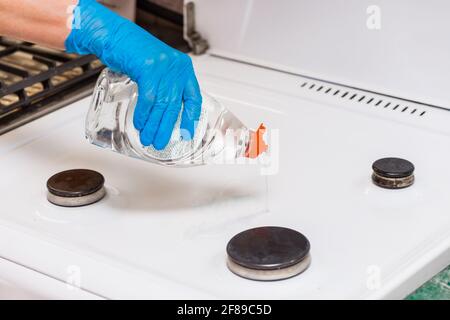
(0, 0, 449, 299)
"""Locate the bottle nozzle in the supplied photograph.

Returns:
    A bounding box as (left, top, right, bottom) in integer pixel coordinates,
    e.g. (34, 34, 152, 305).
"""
(245, 123, 268, 159)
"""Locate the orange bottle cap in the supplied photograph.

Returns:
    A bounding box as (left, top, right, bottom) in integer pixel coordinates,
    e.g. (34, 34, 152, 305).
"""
(245, 123, 268, 159)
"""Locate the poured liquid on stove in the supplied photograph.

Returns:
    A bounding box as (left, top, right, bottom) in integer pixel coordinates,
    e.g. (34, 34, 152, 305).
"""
(264, 175, 270, 213)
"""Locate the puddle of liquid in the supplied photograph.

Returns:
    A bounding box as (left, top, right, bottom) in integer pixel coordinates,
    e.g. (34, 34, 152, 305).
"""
(264, 175, 270, 213)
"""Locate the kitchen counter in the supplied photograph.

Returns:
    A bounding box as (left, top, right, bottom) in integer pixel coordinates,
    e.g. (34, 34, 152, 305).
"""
(407, 266, 450, 300)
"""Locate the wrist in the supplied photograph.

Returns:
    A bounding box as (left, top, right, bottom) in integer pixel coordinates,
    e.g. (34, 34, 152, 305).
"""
(65, 0, 127, 60)
(0, 0, 77, 49)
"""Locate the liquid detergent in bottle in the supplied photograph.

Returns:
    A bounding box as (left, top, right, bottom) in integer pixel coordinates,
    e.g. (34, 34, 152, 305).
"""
(86, 68, 268, 167)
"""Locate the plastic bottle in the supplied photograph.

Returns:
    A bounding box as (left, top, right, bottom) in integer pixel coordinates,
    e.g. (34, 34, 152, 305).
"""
(85, 68, 267, 167)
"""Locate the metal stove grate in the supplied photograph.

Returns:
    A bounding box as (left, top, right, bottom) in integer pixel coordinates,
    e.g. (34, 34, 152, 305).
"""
(0, 37, 103, 133)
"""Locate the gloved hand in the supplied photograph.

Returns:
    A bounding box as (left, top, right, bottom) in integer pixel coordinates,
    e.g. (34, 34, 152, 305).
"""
(65, 0, 202, 150)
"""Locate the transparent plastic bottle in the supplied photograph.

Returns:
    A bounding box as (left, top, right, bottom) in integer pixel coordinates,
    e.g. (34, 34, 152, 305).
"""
(86, 68, 267, 167)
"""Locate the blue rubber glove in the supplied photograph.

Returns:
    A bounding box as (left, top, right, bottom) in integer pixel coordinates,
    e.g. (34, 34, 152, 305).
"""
(65, 0, 202, 150)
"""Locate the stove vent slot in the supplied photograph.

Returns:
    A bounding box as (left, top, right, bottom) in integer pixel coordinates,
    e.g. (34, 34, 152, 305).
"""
(300, 81, 427, 117)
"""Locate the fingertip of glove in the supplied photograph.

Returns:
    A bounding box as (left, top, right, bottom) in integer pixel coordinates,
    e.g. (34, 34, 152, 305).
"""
(133, 115, 144, 131)
(139, 131, 152, 146)
(152, 140, 168, 151)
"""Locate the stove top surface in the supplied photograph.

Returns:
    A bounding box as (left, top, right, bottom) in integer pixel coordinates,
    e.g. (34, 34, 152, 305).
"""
(0, 55, 449, 299)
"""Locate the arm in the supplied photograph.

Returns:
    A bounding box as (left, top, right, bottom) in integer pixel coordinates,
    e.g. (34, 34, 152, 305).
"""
(0, 0, 202, 150)
(0, 0, 75, 49)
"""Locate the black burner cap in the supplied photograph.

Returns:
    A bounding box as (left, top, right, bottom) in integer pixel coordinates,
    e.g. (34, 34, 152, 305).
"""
(47, 169, 105, 198)
(372, 157, 414, 178)
(227, 226, 310, 270)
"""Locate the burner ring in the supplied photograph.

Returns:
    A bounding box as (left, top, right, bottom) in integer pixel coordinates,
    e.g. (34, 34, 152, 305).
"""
(372, 158, 415, 189)
(227, 253, 311, 281)
(372, 172, 415, 189)
(47, 187, 106, 207)
(226, 226, 311, 281)
(47, 169, 106, 207)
